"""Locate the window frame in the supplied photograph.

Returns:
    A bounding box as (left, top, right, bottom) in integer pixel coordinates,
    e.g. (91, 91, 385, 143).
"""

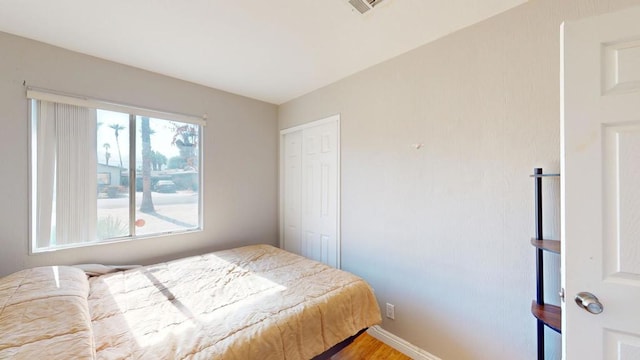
(27, 88, 205, 254)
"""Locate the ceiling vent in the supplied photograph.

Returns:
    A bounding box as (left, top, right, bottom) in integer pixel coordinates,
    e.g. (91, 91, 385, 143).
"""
(348, 0, 385, 14)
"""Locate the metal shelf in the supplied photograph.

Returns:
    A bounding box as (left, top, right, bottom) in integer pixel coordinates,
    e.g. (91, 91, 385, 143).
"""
(531, 168, 562, 360)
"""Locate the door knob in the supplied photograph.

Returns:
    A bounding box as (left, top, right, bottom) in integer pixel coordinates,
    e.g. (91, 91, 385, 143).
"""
(574, 292, 603, 314)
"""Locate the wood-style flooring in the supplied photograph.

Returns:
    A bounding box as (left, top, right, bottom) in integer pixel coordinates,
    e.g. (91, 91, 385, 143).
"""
(330, 332, 412, 360)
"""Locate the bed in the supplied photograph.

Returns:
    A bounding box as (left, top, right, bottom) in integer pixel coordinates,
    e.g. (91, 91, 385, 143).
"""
(0, 244, 381, 359)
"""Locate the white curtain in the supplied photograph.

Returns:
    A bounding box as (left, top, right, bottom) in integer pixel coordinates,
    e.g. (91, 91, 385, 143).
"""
(34, 101, 56, 249)
(35, 100, 97, 247)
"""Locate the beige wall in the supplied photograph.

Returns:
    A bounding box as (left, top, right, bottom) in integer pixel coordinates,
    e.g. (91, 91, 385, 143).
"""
(279, 0, 640, 359)
(0, 31, 279, 277)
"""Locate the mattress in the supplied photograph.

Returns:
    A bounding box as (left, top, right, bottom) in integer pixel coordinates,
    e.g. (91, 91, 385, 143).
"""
(0, 244, 381, 360)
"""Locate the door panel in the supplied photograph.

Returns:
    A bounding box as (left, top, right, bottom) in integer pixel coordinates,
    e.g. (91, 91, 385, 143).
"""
(604, 331, 640, 360)
(562, 5, 640, 359)
(281, 116, 339, 268)
(283, 131, 302, 256)
(604, 125, 640, 277)
(602, 40, 640, 95)
(301, 120, 338, 267)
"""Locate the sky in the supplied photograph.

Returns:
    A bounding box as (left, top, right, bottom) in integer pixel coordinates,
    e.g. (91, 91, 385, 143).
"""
(96, 109, 191, 169)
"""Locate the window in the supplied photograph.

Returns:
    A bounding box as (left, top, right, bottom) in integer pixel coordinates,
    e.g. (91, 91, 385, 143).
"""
(29, 89, 204, 252)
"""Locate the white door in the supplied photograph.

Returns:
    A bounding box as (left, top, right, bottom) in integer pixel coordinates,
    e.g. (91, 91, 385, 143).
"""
(562, 5, 640, 360)
(282, 130, 303, 256)
(281, 115, 340, 267)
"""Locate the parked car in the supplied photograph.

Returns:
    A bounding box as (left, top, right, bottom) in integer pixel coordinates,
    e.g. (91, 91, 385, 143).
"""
(154, 180, 177, 193)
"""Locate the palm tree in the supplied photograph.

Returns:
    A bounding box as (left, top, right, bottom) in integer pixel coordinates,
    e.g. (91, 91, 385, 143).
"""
(103, 143, 111, 166)
(172, 123, 199, 173)
(109, 123, 126, 169)
(150, 150, 158, 171)
(150, 151, 168, 171)
(172, 124, 198, 159)
(156, 152, 167, 171)
(139, 117, 155, 213)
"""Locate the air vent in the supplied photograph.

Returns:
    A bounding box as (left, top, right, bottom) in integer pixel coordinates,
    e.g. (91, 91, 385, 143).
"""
(348, 0, 385, 14)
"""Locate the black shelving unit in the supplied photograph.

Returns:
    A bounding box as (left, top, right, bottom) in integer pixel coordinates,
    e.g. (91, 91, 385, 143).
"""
(530, 168, 561, 360)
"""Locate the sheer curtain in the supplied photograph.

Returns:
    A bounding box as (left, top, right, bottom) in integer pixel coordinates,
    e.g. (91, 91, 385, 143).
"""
(34, 100, 97, 247)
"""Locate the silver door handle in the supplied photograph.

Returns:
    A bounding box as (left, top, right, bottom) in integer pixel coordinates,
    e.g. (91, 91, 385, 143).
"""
(574, 292, 603, 314)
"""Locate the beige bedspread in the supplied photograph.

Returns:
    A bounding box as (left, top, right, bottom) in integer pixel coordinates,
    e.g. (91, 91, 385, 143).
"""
(0, 245, 381, 359)
(89, 244, 381, 359)
(0, 266, 96, 359)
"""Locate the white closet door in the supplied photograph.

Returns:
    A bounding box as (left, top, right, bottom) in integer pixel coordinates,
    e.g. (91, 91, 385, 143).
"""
(282, 130, 302, 256)
(281, 116, 340, 268)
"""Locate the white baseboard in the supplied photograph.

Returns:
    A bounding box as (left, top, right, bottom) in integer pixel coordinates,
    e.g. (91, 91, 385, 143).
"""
(367, 325, 442, 360)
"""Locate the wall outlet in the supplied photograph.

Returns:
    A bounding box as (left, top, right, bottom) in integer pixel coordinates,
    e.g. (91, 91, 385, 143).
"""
(385, 303, 395, 320)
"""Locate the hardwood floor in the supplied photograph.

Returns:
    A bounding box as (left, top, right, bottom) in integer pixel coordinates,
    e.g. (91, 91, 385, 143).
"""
(331, 332, 411, 360)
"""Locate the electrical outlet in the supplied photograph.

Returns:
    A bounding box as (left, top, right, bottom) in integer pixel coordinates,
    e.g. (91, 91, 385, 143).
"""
(385, 303, 395, 320)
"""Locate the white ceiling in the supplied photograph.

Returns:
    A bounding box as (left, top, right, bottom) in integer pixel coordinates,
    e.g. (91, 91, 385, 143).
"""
(0, 0, 526, 104)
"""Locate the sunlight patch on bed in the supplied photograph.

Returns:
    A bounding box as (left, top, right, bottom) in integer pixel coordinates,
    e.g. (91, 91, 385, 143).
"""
(51, 266, 60, 288)
(81, 245, 381, 359)
(97, 261, 288, 350)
